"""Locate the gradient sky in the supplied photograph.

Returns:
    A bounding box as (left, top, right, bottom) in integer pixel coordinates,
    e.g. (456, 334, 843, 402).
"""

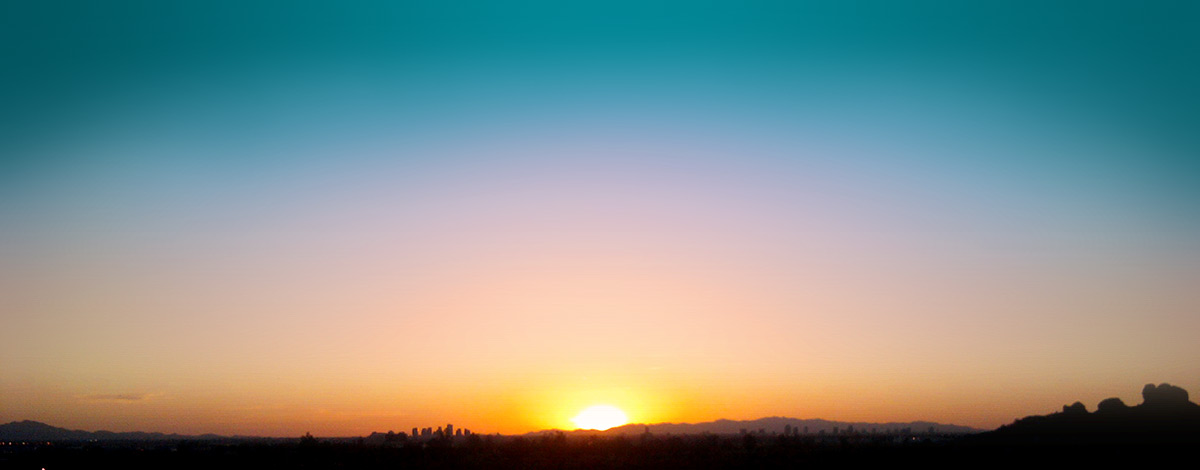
(2, 1, 1199, 437)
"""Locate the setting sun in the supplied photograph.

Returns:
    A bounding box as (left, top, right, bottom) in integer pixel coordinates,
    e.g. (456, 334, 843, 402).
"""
(570, 405, 629, 431)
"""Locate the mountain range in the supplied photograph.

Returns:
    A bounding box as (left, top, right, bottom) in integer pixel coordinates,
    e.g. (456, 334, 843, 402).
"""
(599, 417, 980, 435)
(521, 417, 981, 438)
(1, 416, 980, 442)
(0, 420, 230, 442)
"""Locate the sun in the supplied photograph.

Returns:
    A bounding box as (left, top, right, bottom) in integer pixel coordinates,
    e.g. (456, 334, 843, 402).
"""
(570, 405, 629, 430)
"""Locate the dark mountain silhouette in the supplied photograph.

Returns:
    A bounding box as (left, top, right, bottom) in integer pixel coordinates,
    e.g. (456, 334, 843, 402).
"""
(0, 420, 227, 441)
(528, 416, 979, 436)
(977, 382, 1200, 444)
(7, 386, 1196, 470)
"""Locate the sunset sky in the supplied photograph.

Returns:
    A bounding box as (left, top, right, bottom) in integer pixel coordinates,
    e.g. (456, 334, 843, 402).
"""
(2, 1, 1198, 437)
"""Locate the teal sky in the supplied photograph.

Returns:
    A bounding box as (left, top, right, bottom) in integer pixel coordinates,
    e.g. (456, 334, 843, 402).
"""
(2, 1, 1199, 435)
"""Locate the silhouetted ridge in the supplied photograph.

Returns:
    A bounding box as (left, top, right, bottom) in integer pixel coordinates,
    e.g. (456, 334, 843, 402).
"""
(1061, 402, 1087, 415)
(553, 416, 979, 436)
(0, 420, 231, 441)
(981, 382, 1200, 444)
(1096, 397, 1129, 413)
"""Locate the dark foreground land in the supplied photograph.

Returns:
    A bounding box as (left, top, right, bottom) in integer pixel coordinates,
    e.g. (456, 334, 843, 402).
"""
(5, 383, 1198, 469)
(2, 432, 1196, 470)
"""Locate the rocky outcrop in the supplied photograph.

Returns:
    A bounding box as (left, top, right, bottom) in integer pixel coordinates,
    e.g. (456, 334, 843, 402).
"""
(1142, 383, 1190, 408)
(982, 382, 1200, 444)
(1061, 402, 1087, 415)
(1095, 397, 1129, 414)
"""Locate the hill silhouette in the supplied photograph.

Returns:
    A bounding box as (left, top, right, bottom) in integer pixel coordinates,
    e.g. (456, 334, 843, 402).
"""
(589, 417, 979, 436)
(977, 382, 1200, 444)
(0, 420, 228, 441)
(5, 385, 1197, 469)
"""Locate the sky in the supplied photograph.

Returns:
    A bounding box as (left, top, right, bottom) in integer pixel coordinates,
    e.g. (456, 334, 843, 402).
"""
(2, 1, 1199, 437)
